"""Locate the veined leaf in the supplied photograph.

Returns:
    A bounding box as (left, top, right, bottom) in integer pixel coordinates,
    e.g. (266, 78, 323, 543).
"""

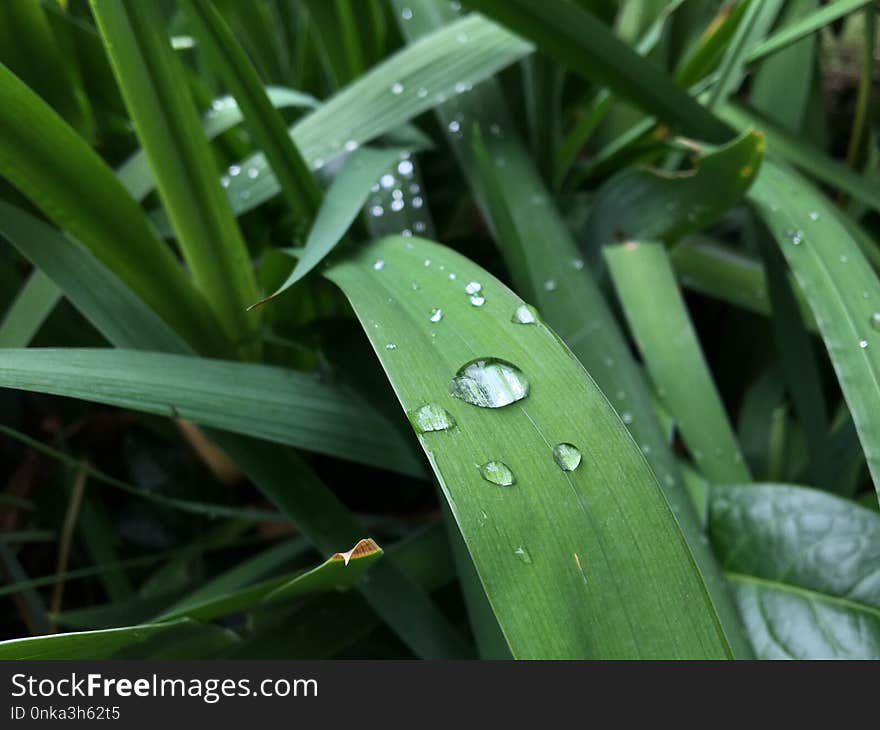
(749, 160, 880, 501)
(90, 0, 260, 349)
(0, 619, 237, 660)
(710, 484, 880, 659)
(181, 0, 322, 223)
(221, 14, 533, 216)
(0, 269, 60, 348)
(606, 241, 750, 483)
(117, 86, 318, 202)
(251, 146, 404, 308)
(0, 348, 423, 477)
(158, 538, 382, 621)
(461, 0, 731, 142)
(0, 63, 228, 356)
(582, 130, 764, 270)
(325, 235, 733, 659)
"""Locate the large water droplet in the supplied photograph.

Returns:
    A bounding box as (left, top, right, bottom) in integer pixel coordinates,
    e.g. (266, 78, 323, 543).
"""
(511, 304, 538, 324)
(409, 404, 456, 433)
(430, 308, 443, 323)
(450, 358, 529, 408)
(470, 295, 485, 307)
(465, 281, 482, 295)
(480, 460, 515, 486)
(552, 443, 582, 472)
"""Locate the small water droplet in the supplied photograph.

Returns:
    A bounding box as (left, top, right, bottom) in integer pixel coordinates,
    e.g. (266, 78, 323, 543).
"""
(385, 343, 397, 350)
(809, 211, 820, 220)
(553, 443, 582, 472)
(430, 308, 443, 323)
(840, 255, 849, 264)
(450, 358, 529, 408)
(544, 279, 557, 291)
(785, 228, 804, 245)
(513, 545, 532, 564)
(480, 461, 515, 486)
(229, 164, 241, 176)
(247, 167, 259, 179)
(312, 158, 325, 170)
(409, 404, 456, 433)
(417, 87, 428, 98)
(344, 140, 359, 152)
(390, 199, 405, 212)
(448, 120, 461, 134)
(401, 6, 412, 20)
(221, 176, 230, 188)
(489, 123, 502, 136)
(413, 221, 427, 233)
(621, 411, 633, 425)
(397, 160, 414, 176)
(380, 174, 395, 189)
(424, 259, 431, 267)
(470, 295, 485, 307)
(370, 205, 384, 217)
(373, 259, 385, 271)
(465, 282, 482, 295)
(572, 258, 585, 270)
(391, 82, 404, 95)
(448, 273, 457, 281)
(860, 339, 869, 349)
(870, 312, 880, 331)
(511, 304, 538, 324)
(412, 196, 424, 209)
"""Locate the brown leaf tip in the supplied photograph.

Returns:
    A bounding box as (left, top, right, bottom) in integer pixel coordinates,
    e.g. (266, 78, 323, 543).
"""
(332, 538, 382, 566)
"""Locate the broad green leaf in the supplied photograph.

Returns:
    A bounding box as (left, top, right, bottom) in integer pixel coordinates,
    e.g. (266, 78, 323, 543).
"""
(251, 146, 404, 308)
(710, 484, 880, 659)
(0, 269, 60, 348)
(0, 619, 237, 660)
(91, 0, 260, 350)
(158, 538, 382, 621)
(325, 234, 733, 659)
(394, 0, 750, 658)
(0, 348, 423, 477)
(606, 241, 750, 483)
(221, 14, 533, 216)
(117, 86, 318, 202)
(461, 0, 731, 142)
(582, 130, 764, 269)
(749, 161, 880, 502)
(0, 63, 228, 357)
(746, 0, 873, 63)
(0, 201, 191, 354)
(181, 0, 322, 223)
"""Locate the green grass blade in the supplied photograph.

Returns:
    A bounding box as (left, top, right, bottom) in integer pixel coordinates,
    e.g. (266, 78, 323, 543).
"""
(0, 348, 423, 477)
(221, 14, 533, 216)
(0, 269, 60, 348)
(90, 0, 260, 349)
(0, 63, 227, 356)
(710, 483, 880, 659)
(324, 234, 733, 659)
(606, 241, 750, 483)
(158, 538, 382, 622)
(461, 0, 731, 142)
(749, 160, 880, 502)
(0, 201, 192, 354)
(118, 86, 318, 202)
(0, 620, 237, 660)
(746, 0, 873, 63)
(250, 146, 403, 308)
(181, 0, 322, 223)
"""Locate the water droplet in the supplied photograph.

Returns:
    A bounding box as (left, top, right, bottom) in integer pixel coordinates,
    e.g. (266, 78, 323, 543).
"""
(229, 164, 241, 176)
(513, 545, 532, 564)
(860, 339, 869, 349)
(785, 228, 804, 245)
(410, 281, 420, 290)
(544, 279, 557, 291)
(479, 461, 515, 486)
(454, 81, 472, 94)
(312, 158, 325, 170)
(247, 167, 259, 179)
(370, 205, 384, 217)
(870, 312, 880, 331)
(409, 404, 456, 433)
(344, 140, 359, 152)
(430, 308, 443, 323)
(412, 196, 424, 209)
(450, 358, 529, 408)
(413, 221, 426, 233)
(373, 259, 385, 271)
(380, 174, 395, 189)
(489, 123, 502, 136)
(511, 304, 538, 324)
(385, 343, 397, 350)
(809, 211, 820, 221)
(401, 6, 412, 20)
(470, 295, 485, 307)
(840, 255, 849, 264)
(397, 160, 414, 176)
(417, 87, 428, 99)
(552, 443, 582, 472)
(621, 411, 633, 425)
(572, 258, 585, 270)
(391, 82, 404, 95)
(402, 229, 413, 238)
(424, 259, 432, 267)
(390, 199, 405, 212)
(220, 176, 230, 188)
(465, 281, 482, 295)
(448, 120, 461, 134)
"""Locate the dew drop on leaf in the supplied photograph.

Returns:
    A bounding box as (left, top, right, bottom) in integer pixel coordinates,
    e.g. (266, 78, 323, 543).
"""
(513, 545, 532, 564)
(409, 404, 456, 433)
(430, 308, 443, 323)
(450, 358, 529, 408)
(552, 443, 582, 472)
(479, 460, 515, 486)
(469, 295, 485, 307)
(465, 281, 482, 295)
(871, 312, 880, 331)
(373, 259, 385, 271)
(511, 304, 538, 324)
